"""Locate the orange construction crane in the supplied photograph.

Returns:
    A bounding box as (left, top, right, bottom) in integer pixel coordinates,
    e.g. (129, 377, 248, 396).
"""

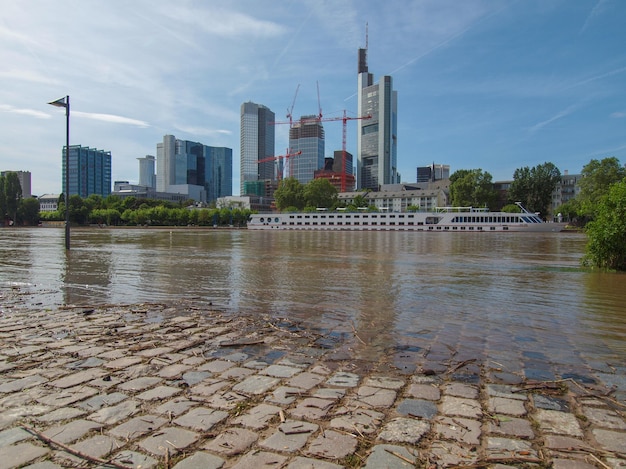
(258, 149, 302, 181)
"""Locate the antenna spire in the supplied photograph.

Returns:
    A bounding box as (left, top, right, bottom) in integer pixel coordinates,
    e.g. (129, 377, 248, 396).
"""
(365, 22, 369, 50)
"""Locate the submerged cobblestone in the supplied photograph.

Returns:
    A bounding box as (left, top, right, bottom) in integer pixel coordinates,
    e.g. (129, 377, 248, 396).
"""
(0, 300, 624, 468)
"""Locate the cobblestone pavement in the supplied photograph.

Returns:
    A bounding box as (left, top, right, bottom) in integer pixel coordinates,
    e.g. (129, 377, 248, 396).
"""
(0, 300, 625, 468)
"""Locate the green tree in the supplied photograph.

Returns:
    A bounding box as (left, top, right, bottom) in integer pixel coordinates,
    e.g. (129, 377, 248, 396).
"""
(555, 198, 582, 225)
(449, 169, 497, 209)
(68, 194, 88, 224)
(303, 178, 338, 209)
(501, 204, 522, 213)
(577, 157, 626, 218)
(352, 194, 369, 208)
(18, 197, 40, 226)
(3, 171, 22, 224)
(508, 162, 561, 217)
(583, 180, 626, 271)
(0, 176, 6, 225)
(274, 177, 305, 211)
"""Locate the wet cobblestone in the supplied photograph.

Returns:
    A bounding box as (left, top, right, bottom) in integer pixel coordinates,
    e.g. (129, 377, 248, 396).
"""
(0, 301, 624, 468)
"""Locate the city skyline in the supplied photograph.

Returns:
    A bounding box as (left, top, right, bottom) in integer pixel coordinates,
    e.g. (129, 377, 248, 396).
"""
(1, 1, 624, 196)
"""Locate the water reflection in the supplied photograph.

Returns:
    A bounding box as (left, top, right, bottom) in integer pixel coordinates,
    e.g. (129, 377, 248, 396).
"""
(1, 228, 625, 394)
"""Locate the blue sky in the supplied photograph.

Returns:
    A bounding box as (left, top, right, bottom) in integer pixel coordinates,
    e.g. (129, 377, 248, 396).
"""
(1, 0, 624, 196)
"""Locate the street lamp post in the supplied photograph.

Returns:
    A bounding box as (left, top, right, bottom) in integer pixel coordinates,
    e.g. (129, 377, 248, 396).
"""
(48, 96, 70, 250)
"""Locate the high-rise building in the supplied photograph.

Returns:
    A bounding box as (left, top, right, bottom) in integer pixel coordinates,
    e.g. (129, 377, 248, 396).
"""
(289, 116, 325, 184)
(357, 43, 398, 190)
(416, 164, 450, 183)
(155, 135, 232, 203)
(62, 145, 111, 198)
(240, 102, 275, 195)
(0, 170, 31, 198)
(137, 155, 156, 189)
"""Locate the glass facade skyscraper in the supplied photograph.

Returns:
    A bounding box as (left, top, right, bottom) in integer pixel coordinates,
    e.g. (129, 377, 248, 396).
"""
(357, 46, 398, 190)
(62, 145, 111, 198)
(156, 135, 232, 203)
(240, 102, 275, 195)
(288, 116, 325, 185)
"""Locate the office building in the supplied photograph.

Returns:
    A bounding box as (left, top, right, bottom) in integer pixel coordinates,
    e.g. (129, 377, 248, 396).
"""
(156, 135, 232, 203)
(137, 155, 156, 189)
(289, 116, 325, 185)
(357, 43, 398, 190)
(62, 145, 111, 198)
(240, 102, 275, 195)
(313, 151, 355, 192)
(417, 164, 450, 183)
(1, 170, 31, 198)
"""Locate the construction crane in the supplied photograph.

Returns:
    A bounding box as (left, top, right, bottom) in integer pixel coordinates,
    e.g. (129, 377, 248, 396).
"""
(257, 149, 302, 181)
(273, 111, 371, 192)
(286, 85, 300, 128)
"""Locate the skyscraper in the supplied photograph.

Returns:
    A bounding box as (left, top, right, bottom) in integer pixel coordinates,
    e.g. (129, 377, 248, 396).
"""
(63, 145, 111, 198)
(357, 42, 398, 190)
(289, 116, 325, 185)
(240, 102, 275, 195)
(137, 155, 156, 189)
(156, 135, 232, 203)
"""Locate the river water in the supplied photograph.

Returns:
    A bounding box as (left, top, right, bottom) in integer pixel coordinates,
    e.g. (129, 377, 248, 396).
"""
(1, 227, 625, 394)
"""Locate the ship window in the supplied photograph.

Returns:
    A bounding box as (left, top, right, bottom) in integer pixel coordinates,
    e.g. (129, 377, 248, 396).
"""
(490, 227, 496, 230)
(259, 217, 264, 222)
(275, 218, 279, 223)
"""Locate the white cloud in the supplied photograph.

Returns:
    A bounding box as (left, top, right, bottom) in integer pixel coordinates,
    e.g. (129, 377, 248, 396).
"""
(610, 111, 625, 118)
(0, 104, 50, 119)
(73, 111, 150, 128)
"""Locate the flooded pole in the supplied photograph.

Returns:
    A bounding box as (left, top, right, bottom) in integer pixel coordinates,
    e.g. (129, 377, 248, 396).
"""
(48, 95, 71, 250)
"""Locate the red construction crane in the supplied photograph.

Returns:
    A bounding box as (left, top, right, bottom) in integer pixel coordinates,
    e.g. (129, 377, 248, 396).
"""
(271, 112, 371, 191)
(317, 111, 371, 192)
(258, 149, 302, 181)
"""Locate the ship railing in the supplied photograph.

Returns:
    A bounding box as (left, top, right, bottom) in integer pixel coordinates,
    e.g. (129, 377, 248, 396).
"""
(435, 206, 489, 213)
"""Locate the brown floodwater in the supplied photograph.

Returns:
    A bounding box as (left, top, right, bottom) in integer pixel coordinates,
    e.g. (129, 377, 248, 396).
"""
(1, 227, 624, 396)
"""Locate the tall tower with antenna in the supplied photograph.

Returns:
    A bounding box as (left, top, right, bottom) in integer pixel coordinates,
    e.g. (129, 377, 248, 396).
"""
(356, 24, 398, 190)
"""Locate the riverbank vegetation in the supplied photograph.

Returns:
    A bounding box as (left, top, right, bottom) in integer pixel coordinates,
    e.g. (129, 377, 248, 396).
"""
(38, 194, 252, 227)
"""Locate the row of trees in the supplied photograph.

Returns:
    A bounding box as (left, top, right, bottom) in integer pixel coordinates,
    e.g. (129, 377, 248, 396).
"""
(273, 162, 563, 217)
(448, 162, 562, 216)
(37, 194, 252, 227)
